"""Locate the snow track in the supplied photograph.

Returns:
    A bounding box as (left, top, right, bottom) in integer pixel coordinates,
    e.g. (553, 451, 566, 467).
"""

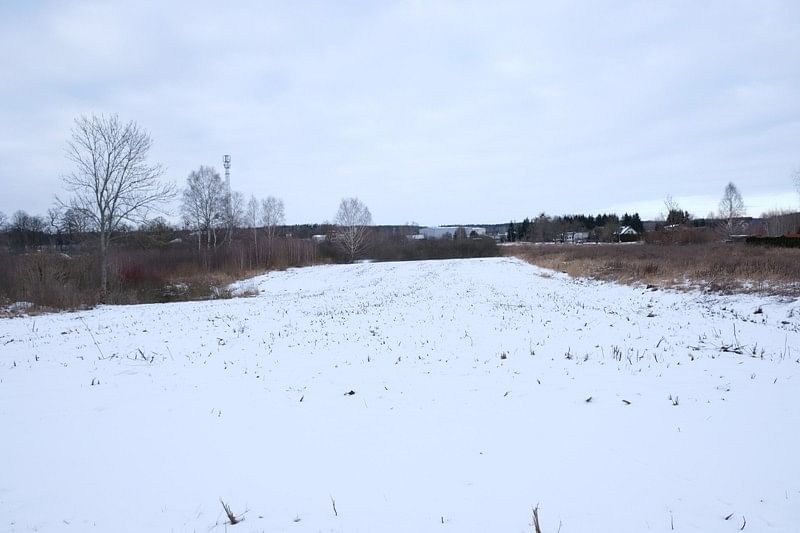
(1, 257, 798, 532)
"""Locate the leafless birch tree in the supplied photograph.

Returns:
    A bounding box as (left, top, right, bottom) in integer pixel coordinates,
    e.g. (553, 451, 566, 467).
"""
(227, 191, 246, 244)
(260, 196, 285, 264)
(334, 197, 372, 262)
(61, 114, 174, 295)
(718, 182, 745, 237)
(246, 194, 260, 261)
(181, 165, 225, 250)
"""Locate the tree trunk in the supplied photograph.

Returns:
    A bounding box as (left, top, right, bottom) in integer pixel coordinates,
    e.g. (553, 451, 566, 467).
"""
(267, 234, 273, 267)
(253, 228, 258, 266)
(99, 231, 109, 299)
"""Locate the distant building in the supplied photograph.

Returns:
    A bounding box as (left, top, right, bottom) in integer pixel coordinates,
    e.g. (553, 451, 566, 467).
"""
(558, 231, 589, 243)
(311, 234, 327, 242)
(735, 218, 768, 237)
(420, 227, 453, 239)
(614, 225, 640, 242)
(616, 226, 638, 236)
(419, 226, 486, 240)
(465, 227, 486, 238)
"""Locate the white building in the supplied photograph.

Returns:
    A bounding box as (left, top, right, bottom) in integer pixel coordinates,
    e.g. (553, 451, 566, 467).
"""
(559, 231, 590, 243)
(616, 226, 638, 236)
(419, 226, 486, 239)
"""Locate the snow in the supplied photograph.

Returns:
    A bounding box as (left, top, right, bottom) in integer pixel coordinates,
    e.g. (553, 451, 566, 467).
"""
(1, 257, 798, 532)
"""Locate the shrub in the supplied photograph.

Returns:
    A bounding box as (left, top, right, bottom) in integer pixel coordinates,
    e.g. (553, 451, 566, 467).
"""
(509, 242, 800, 295)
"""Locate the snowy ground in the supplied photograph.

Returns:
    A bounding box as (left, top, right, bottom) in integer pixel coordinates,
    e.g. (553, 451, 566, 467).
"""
(1, 257, 799, 532)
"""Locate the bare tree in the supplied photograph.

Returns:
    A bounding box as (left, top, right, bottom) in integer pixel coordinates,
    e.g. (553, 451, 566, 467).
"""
(181, 165, 226, 250)
(763, 208, 800, 237)
(61, 206, 91, 240)
(246, 195, 260, 261)
(334, 197, 372, 262)
(221, 190, 245, 246)
(0, 210, 7, 231)
(260, 196, 285, 264)
(663, 195, 680, 216)
(231, 192, 245, 229)
(45, 206, 64, 247)
(61, 114, 174, 295)
(245, 195, 260, 229)
(661, 195, 690, 225)
(9, 210, 46, 249)
(46, 207, 62, 234)
(217, 187, 244, 246)
(718, 181, 746, 237)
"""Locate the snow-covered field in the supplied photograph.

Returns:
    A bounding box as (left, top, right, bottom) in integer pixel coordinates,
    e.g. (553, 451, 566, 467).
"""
(1, 257, 799, 532)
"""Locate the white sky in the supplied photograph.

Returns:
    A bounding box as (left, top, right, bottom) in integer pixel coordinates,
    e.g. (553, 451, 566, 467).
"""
(1, 1, 799, 224)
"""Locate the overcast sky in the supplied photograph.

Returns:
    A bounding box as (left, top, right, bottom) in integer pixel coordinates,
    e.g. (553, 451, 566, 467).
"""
(1, 1, 799, 225)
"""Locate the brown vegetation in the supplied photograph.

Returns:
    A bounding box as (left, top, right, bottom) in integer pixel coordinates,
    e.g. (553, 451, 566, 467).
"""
(0, 228, 499, 313)
(508, 242, 800, 296)
(368, 235, 499, 262)
(0, 236, 320, 313)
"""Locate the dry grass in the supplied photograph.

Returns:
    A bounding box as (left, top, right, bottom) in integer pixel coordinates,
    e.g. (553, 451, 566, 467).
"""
(0, 234, 499, 314)
(0, 239, 319, 313)
(508, 242, 800, 296)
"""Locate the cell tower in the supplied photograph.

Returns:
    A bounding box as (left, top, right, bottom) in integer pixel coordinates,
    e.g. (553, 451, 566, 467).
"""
(223, 154, 231, 193)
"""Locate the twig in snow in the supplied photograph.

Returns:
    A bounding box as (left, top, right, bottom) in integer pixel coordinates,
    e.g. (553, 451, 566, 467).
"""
(724, 512, 734, 520)
(330, 495, 338, 517)
(79, 317, 105, 359)
(719, 344, 744, 355)
(740, 516, 746, 530)
(219, 498, 243, 525)
(531, 505, 543, 533)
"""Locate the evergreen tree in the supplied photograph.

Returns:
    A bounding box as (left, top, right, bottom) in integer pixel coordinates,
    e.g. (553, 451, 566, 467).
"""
(630, 213, 644, 233)
(519, 217, 531, 241)
(506, 221, 517, 242)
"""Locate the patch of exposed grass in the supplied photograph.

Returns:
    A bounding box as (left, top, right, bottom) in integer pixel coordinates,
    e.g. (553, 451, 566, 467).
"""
(508, 242, 800, 296)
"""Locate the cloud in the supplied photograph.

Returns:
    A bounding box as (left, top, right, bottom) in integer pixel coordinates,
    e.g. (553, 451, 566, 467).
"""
(1, 0, 799, 223)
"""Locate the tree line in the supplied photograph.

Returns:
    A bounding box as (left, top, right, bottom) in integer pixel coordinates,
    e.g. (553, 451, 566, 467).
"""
(505, 212, 645, 243)
(0, 113, 381, 298)
(2, 113, 799, 300)
(504, 181, 800, 243)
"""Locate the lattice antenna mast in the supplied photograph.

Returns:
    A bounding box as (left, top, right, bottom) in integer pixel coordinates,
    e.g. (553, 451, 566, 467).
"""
(223, 154, 231, 195)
